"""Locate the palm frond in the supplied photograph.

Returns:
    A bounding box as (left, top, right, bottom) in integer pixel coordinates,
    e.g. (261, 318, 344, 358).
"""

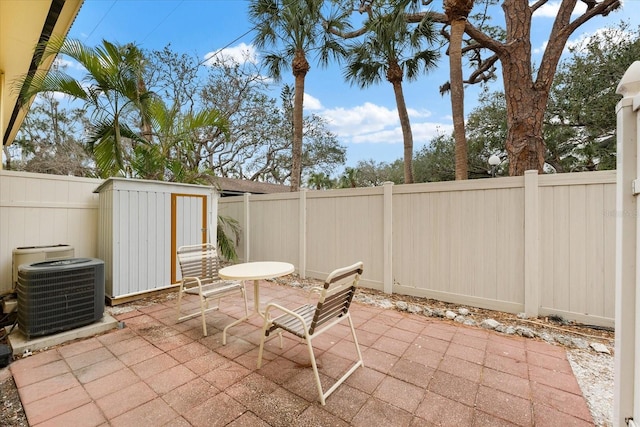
(217, 215, 241, 261)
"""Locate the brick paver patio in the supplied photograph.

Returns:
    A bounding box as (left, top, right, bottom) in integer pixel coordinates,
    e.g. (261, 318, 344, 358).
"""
(9, 280, 595, 426)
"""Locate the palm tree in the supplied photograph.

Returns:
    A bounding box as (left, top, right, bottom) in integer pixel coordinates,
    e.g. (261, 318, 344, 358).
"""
(131, 99, 229, 182)
(343, 4, 439, 184)
(17, 37, 154, 177)
(249, 0, 348, 191)
(217, 215, 242, 261)
(444, 0, 475, 180)
(131, 99, 237, 259)
(339, 167, 359, 188)
(307, 172, 335, 189)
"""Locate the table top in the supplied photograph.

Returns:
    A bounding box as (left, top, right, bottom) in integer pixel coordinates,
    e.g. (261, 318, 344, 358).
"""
(219, 261, 295, 281)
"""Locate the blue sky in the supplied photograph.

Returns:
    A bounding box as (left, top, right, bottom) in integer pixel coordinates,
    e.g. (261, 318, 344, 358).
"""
(65, 0, 638, 169)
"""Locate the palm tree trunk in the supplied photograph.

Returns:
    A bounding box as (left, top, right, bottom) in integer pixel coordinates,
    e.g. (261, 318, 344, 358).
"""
(137, 77, 153, 143)
(291, 50, 309, 191)
(391, 78, 414, 184)
(449, 17, 467, 180)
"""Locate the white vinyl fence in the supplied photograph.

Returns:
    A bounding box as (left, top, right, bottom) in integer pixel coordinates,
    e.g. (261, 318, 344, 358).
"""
(0, 170, 102, 295)
(1, 169, 617, 329)
(220, 170, 616, 328)
(614, 61, 640, 427)
(0, 171, 219, 302)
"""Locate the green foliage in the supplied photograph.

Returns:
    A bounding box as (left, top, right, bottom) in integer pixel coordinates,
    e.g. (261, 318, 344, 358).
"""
(338, 160, 404, 187)
(413, 135, 456, 182)
(338, 167, 360, 188)
(307, 172, 336, 189)
(249, 0, 349, 189)
(217, 215, 242, 261)
(130, 98, 229, 181)
(249, 0, 349, 80)
(341, 2, 439, 183)
(414, 21, 639, 177)
(8, 91, 94, 176)
(545, 21, 640, 172)
(197, 61, 346, 184)
(343, 3, 439, 88)
(17, 37, 155, 177)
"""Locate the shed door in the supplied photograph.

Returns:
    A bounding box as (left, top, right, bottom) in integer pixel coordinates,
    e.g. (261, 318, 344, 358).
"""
(171, 194, 208, 283)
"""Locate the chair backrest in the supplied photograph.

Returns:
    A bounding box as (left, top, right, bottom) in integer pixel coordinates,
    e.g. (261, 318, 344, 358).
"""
(177, 243, 221, 282)
(309, 262, 363, 335)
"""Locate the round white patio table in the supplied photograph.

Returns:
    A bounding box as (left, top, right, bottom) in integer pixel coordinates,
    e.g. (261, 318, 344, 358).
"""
(218, 261, 295, 343)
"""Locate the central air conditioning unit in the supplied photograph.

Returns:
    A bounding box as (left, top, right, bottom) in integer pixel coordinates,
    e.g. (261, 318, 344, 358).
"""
(17, 258, 104, 339)
(12, 245, 75, 290)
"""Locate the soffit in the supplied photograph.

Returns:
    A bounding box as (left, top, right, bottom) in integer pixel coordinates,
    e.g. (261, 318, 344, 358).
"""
(0, 0, 84, 146)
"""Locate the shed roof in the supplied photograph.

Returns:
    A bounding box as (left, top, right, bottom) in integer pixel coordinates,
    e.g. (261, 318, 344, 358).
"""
(93, 177, 216, 195)
(213, 177, 290, 197)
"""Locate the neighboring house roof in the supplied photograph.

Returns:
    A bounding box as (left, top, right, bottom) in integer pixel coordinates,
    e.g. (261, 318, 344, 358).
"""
(1, 0, 84, 148)
(213, 177, 290, 197)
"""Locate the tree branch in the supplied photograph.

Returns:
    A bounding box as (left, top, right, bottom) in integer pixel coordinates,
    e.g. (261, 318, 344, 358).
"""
(466, 53, 499, 84)
(568, 0, 621, 33)
(529, 0, 550, 14)
(538, 0, 620, 87)
(463, 20, 505, 55)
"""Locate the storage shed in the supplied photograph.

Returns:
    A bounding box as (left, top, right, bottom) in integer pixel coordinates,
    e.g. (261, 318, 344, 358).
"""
(94, 178, 218, 304)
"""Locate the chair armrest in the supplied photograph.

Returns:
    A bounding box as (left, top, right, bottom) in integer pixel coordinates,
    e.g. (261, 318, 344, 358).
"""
(180, 276, 202, 289)
(264, 302, 310, 333)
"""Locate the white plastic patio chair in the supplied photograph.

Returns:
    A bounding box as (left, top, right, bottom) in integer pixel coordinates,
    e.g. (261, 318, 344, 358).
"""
(257, 261, 364, 405)
(176, 243, 248, 342)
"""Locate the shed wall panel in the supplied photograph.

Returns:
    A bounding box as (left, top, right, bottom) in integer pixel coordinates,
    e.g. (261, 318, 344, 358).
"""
(95, 178, 216, 300)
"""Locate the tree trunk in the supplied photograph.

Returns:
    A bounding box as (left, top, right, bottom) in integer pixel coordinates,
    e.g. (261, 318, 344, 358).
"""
(503, 79, 546, 175)
(137, 77, 153, 143)
(449, 17, 468, 180)
(501, 0, 545, 175)
(401, 0, 621, 176)
(2, 146, 11, 170)
(291, 50, 310, 191)
(388, 62, 414, 184)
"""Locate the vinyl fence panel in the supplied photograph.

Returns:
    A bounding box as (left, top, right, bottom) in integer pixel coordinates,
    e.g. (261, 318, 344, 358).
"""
(221, 170, 616, 327)
(0, 171, 101, 295)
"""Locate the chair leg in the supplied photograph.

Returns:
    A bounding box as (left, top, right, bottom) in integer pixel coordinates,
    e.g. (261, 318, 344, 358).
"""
(242, 287, 249, 317)
(318, 315, 363, 403)
(257, 320, 271, 369)
(176, 287, 184, 320)
(347, 314, 364, 367)
(305, 336, 326, 405)
(222, 287, 250, 345)
(200, 296, 208, 337)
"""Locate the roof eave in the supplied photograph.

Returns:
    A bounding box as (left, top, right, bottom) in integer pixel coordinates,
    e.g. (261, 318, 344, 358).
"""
(1, 0, 84, 147)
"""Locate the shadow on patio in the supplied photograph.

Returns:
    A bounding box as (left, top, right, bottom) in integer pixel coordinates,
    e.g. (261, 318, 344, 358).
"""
(9, 280, 593, 426)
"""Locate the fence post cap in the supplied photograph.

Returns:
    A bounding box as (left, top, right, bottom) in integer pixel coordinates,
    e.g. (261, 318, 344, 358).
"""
(617, 61, 640, 97)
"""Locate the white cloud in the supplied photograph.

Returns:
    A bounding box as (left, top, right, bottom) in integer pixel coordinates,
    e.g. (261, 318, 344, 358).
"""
(531, 1, 586, 18)
(203, 42, 258, 66)
(304, 93, 323, 110)
(533, 40, 548, 55)
(322, 103, 400, 137)
(53, 57, 85, 71)
(407, 108, 433, 119)
(314, 101, 452, 146)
